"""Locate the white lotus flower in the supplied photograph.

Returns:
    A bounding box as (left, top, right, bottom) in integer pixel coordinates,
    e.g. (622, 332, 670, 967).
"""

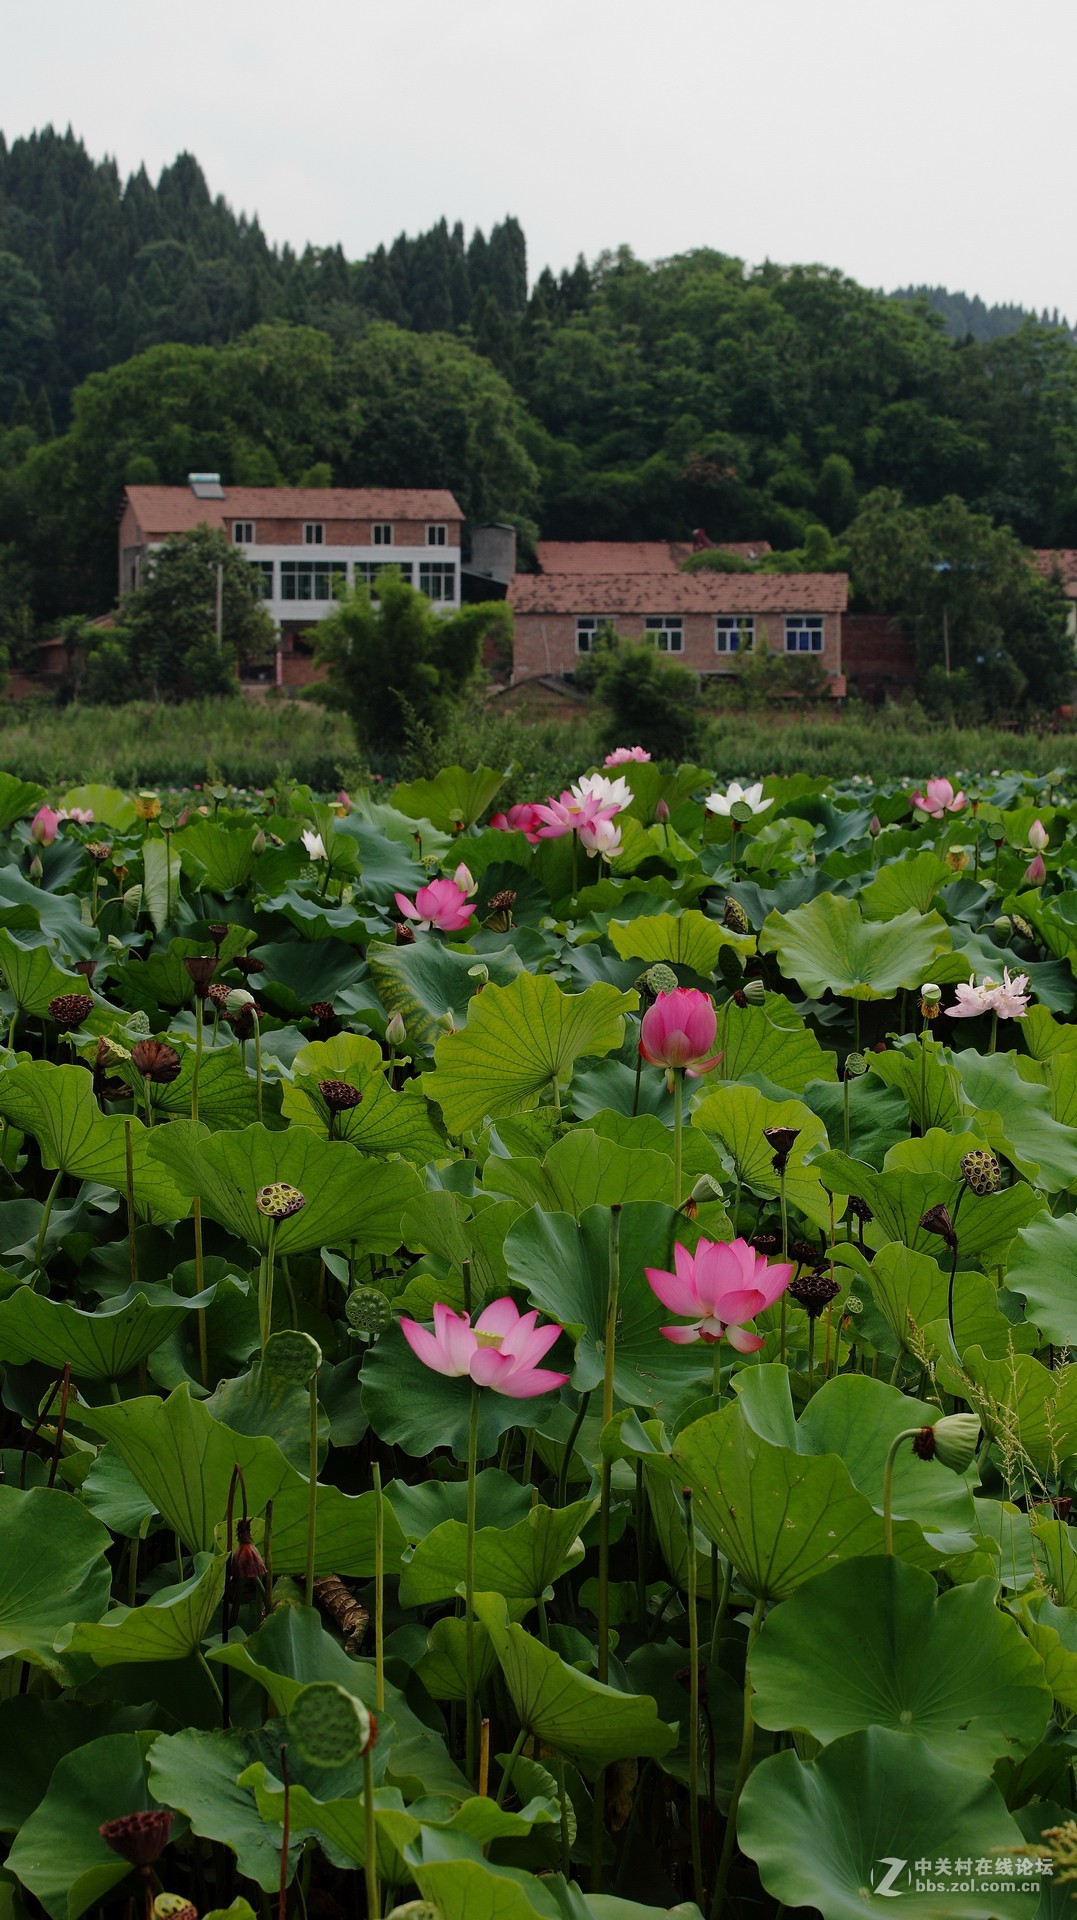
(571, 772, 633, 813)
(704, 780, 772, 817)
(301, 829, 327, 860)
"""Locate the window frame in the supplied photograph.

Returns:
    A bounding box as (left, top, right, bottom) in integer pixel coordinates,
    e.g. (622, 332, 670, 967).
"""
(784, 614, 825, 654)
(418, 560, 457, 603)
(645, 614, 684, 654)
(303, 522, 325, 546)
(250, 559, 275, 601)
(280, 559, 345, 603)
(426, 523, 447, 547)
(715, 615, 755, 655)
(372, 523, 393, 546)
(356, 560, 412, 591)
(576, 616, 599, 654)
(232, 521, 255, 545)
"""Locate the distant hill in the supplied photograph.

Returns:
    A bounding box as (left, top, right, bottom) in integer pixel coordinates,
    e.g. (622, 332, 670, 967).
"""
(889, 284, 1075, 344)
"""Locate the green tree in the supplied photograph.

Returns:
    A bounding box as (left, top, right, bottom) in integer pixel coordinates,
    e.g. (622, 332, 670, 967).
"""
(98, 524, 273, 701)
(316, 571, 512, 755)
(846, 488, 1073, 715)
(574, 631, 703, 761)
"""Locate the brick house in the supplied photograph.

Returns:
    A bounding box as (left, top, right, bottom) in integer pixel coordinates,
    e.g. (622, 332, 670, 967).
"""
(118, 477, 464, 686)
(508, 540, 848, 693)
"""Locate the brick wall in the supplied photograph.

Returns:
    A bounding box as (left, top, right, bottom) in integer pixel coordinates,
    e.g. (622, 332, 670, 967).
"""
(233, 519, 459, 547)
(842, 614, 916, 699)
(513, 610, 842, 680)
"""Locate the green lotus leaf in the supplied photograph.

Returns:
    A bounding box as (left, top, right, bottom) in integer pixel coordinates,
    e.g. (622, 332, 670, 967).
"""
(241, 1769, 416, 1884)
(425, 975, 633, 1134)
(483, 1129, 675, 1216)
(59, 1554, 228, 1666)
(398, 1190, 514, 1299)
(860, 850, 951, 918)
(1023, 1004, 1077, 1062)
(415, 1615, 498, 1700)
(960, 1349, 1077, 1476)
(148, 1723, 321, 1892)
(0, 773, 47, 829)
(0, 1486, 113, 1670)
(950, 1049, 1077, 1192)
(178, 818, 259, 893)
(114, 1045, 266, 1130)
(1006, 1214, 1077, 1343)
(0, 929, 85, 1018)
(0, 1284, 211, 1379)
(141, 836, 182, 932)
(361, 1324, 559, 1459)
(812, 1141, 1045, 1264)
(852, 1240, 949, 1353)
(796, 1373, 978, 1558)
(76, 1386, 404, 1573)
(758, 893, 952, 1000)
(690, 1083, 834, 1229)
(58, 784, 136, 831)
(867, 1037, 966, 1133)
(715, 993, 838, 1093)
(148, 1120, 421, 1254)
(6, 1731, 160, 1920)
(0, 1061, 189, 1218)
(1022, 1593, 1077, 1712)
(390, 765, 508, 831)
(503, 1201, 712, 1417)
(752, 1557, 1050, 1765)
(473, 1592, 677, 1778)
(607, 910, 753, 973)
(367, 937, 526, 1054)
(738, 1729, 1038, 1918)
(410, 1857, 554, 1920)
(398, 1497, 595, 1608)
(282, 1033, 446, 1162)
(385, 1467, 532, 1540)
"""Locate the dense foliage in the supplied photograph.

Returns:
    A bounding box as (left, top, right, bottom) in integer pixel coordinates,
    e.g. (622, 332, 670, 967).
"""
(0, 755, 1075, 1918)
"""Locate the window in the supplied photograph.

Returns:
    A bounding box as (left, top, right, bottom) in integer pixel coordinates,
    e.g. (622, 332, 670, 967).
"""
(715, 616, 755, 654)
(426, 524, 447, 546)
(645, 615, 683, 654)
(356, 560, 412, 590)
(280, 560, 345, 602)
(303, 523, 325, 546)
(419, 562, 456, 602)
(785, 615, 824, 654)
(250, 560, 275, 601)
(576, 617, 599, 654)
(233, 521, 254, 545)
(372, 523, 393, 546)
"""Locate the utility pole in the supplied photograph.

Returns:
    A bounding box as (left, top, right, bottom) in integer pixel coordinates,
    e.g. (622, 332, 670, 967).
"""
(215, 563, 223, 650)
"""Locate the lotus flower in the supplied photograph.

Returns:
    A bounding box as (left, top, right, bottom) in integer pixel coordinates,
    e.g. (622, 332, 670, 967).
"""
(301, 829, 327, 861)
(1024, 853, 1046, 885)
(579, 815, 622, 858)
(400, 1298, 569, 1398)
(29, 805, 61, 845)
(988, 967, 1031, 1019)
(645, 1237, 794, 1350)
(948, 969, 1030, 1020)
(704, 781, 772, 817)
(1028, 819, 1048, 852)
(571, 772, 634, 813)
(605, 746, 651, 765)
(910, 778, 966, 817)
(453, 862, 478, 897)
(394, 876, 477, 933)
(62, 806, 95, 826)
(639, 986, 721, 1076)
(534, 789, 620, 839)
(489, 803, 544, 843)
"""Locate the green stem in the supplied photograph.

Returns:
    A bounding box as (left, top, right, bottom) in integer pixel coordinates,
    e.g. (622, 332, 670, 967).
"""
(124, 1119, 139, 1290)
(556, 1389, 591, 1508)
(362, 1743, 380, 1920)
(683, 1490, 704, 1913)
(710, 1554, 732, 1665)
(6, 1007, 16, 1052)
(672, 1069, 684, 1208)
(807, 1314, 816, 1390)
(304, 1374, 318, 1607)
(253, 1010, 263, 1123)
(989, 1008, 998, 1056)
(193, 1198, 209, 1390)
(196, 1647, 225, 1709)
(778, 1168, 789, 1365)
(632, 1040, 643, 1118)
(34, 1166, 64, 1271)
(191, 1000, 204, 1124)
(919, 1026, 928, 1136)
(572, 833, 579, 898)
(465, 1381, 481, 1782)
(843, 1073, 850, 1155)
(882, 1429, 921, 1553)
(495, 1724, 528, 1808)
(261, 1230, 277, 1351)
(373, 1462, 385, 1713)
(710, 1595, 765, 1920)
(592, 1205, 622, 1899)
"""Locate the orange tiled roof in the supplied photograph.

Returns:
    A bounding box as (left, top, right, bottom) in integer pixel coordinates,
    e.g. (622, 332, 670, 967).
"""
(125, 486, 463, 535)
(1033, 549, 1077, 590)
(535, 539, 773, 574)
(509, 571, 848, 615)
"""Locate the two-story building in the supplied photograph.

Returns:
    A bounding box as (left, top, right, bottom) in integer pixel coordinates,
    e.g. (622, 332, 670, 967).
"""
(118, 478, 464, 685)
(508, 540, 848, 693)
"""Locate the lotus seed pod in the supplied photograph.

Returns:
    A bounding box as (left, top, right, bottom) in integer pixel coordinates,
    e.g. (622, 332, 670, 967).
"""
(729, 800, 754, 824)
(99, 1809, 174, 1867)
(722, 894, 750, 934)
(740, 977, 767, 1006)
(961, 1147, 1001, 1196)
(844, 1051, 868, 1078)
(915, 1412, 981, 1474)
(125, 1009, 152, 1037)
(262, 1330, 322, 1383)
(345, 1286, 394, 1337)
(318, 1079, 363, 1113)
(467, 964, 489, 986)
(919, 982, 942, 1007)
(919, 1202, 958, 1250)
(154, 1896, 198, 1920)
(287, 1681, 375, 1766)
(255, 1182, 306, 1222)
(689, 1174, 725, 1205)
(788, 1269, 842, 1320)
(847, 1195, 874, 1223)
(49, 993, 94, 1031)
(1012, 912, 1036, 942)
(993, 915, 1013, 941)
(226, 988, 255, 1013)
(386, 1904, 443, 1920)
(645, 963, 679, 998)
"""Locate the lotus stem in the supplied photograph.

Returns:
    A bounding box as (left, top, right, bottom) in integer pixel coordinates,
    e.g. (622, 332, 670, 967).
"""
(556, 1388, 591, 1508)
(373, 1461, 385, 1713)
(672, 1069, 684, 1207)
(683, 1489, 704, 1912)
(193, 1197, 209, 1390)
(945, 1184, 966, 1354)
(711, 1595, 765, 1920)
(496, 1724, 528, 1808)
(277, 1744, 290, 1920)
(593, 1204, 621, 1896)
(253, 1007, 263, 1123)
(843, 1072, 850, 1155)
(465, 1379, 481, 1782)
(304, 1372, 318, 1607)
(882, 1428, 924, 1553)
(989, 1009, 998, 1055)
(191, 1001, 204, 1124)
(632, 1038, 643, 1117)
(710, 1553, 732, 1665)
(778, 1167, 789, 1365)
(124, 1119, 138, 1290)
(34, 1165, 63, 1272)
(261, 1224, 277, 1351)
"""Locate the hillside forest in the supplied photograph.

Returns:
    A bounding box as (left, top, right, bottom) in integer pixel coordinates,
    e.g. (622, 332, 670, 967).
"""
(2, 127, 1077, 716)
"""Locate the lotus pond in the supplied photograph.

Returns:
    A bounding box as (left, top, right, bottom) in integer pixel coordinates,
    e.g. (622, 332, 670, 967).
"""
(1, 756, 1077, 1920)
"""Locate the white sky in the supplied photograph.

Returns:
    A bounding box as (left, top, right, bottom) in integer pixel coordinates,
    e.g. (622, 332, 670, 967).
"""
(4, 0, 1074, 317)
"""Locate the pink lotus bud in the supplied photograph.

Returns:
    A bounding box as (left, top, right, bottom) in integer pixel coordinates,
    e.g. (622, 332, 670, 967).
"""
(453, 863, 477, 897)
(30, 806, 60, 846)
(655, 798, 670, 824)
(1024, 852, 1046, 885)
(28, 853, 43, 883)
(1028, 819, 1048, 852)
(639, 987, 721, 1075)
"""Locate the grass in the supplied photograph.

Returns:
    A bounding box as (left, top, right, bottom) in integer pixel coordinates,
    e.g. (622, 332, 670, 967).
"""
(0, 692, 1069, 794)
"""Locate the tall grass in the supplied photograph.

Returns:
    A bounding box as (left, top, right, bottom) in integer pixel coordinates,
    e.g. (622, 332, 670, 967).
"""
(0, 696, 354, 790)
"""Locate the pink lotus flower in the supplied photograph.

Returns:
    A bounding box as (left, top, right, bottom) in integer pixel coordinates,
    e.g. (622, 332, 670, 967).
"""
(571, 772, 633, 813)
(639, 987, 721, 1075)
(61, 806, 94, 826)
(400, 1297, 569, 1398)
(948, 969, 1030, 1020)
(988, 967, 1031, 1019)
(534, 790, 620, 840)
(910, 778, 966, 817)
(1024, 853, 1046, 885)
(579, 815, 622, 858)
(490, 803, 545, 843)
(645, 1237, 795, 1351)
(605, 746, 651, 766)
(1028, 819, 1048, 852)
(453, 862, 478, 897)
(394, 876, 477, 934)
(30, 805, 61, 846)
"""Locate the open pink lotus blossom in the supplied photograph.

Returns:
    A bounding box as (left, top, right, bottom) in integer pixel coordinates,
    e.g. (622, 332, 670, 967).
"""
(639, 987, 721, 1075)
(948, 969, 1030, 1020)
(1024, 853, 1046, 885)
(579, 815, 622, 858)
(490, 803, 545, 843)
(29, 805, 61, 845)
(62, 806, 94, 826)
(400, 1297, 569, 1398)
(645, 1237, 795, 1350)
(1028, 819, 1048, 852)
(910, 778, 966, 817)
(534, 789, 620, 840)
(394, 876, 477, 933)
(605, 746, 651, 766)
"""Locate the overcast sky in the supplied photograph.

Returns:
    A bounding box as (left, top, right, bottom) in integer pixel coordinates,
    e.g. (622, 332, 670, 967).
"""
(4, 0, 1075, 317)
